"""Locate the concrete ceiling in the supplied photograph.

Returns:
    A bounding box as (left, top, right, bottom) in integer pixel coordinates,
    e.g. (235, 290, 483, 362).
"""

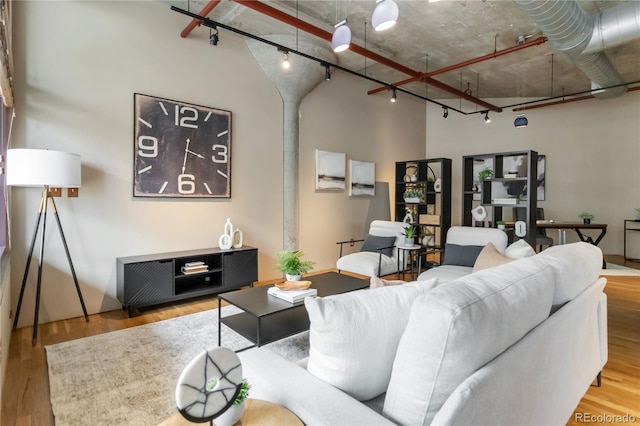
(168, 0, 640, 111)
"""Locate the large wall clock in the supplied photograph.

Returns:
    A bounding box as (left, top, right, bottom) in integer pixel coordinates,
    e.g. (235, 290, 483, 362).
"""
(133, 93, 232, 198)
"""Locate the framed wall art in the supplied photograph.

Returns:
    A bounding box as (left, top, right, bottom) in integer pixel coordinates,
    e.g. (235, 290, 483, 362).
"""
(349, 160, 375, 196)
(133, 93, 232, 198)
(315, 150, 346, 191)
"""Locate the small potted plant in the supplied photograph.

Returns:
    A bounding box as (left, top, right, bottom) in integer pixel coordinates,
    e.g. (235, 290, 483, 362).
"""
(403, 189, 422, 203)
(215, 379, 251, 426)
(478, 167, 494, 182)
(402, 224, 418, 245)
(276, 250, 315, 281)
(579, 212, 594, 224)
(496, 220, 506, 231)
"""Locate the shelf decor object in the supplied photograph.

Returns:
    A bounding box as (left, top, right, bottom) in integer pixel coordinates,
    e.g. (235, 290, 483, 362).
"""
(6, 149, 89, 345)
(133, 93, 232, 198)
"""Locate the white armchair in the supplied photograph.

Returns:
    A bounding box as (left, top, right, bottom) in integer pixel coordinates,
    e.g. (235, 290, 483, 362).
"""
(336, 220, 407, 277)
(417, 226, 508, 284)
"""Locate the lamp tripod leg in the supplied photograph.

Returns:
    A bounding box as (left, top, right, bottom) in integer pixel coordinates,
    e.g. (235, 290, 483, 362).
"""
(12, 210, 44, 330)
(32, 208, 48, 346)
(51, 197, 89, 322)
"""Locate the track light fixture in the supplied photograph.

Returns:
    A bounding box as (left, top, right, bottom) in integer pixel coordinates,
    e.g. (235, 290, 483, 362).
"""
(484, 111, 491, 123)
(280, 50, 291, 70)
(514, 114, 528, 128)
(390, 88, 397, 103)
(332, 19, 351, 53)
(324, 64, 331, 81)
(442, 106, 449, 118)
(209, 27, 219, 46)
(372, 0, 399, 32)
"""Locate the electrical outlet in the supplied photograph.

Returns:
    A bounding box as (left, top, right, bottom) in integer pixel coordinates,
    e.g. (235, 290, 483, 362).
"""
(67, 188, 79, 197)
(50, 187, 62, 197)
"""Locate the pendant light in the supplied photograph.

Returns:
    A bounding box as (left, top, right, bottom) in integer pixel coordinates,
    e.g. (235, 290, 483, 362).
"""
(372, 0, 399, 32)
(514, 114, 528, 128)
(332, 20, 351, 53)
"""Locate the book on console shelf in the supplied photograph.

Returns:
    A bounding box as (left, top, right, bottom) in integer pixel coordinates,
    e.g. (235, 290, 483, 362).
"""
(492, 198, 519, 205)
(185, 261, 205, 268)
(267, 286, 317, 303)
(181, 265, 209, 274)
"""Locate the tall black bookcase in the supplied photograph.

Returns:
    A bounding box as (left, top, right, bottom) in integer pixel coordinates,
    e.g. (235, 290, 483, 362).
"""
(395, 158, 452, 251)
(462, 150, 538, 247)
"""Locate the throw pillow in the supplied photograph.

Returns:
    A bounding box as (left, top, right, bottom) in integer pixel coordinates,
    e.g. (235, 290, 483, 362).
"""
(304, 278, 438, 401)
(472, 242, 513, 272)
(505, 239, 536, 259)
(442, 243, 484, 267)
(370, 276, 439, 289)
(383, 257, 554, 426)
(360, 234, 396, 257)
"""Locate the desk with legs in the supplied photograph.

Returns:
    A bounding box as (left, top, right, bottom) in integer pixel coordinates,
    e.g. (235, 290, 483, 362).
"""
(624, 220, 640, 262)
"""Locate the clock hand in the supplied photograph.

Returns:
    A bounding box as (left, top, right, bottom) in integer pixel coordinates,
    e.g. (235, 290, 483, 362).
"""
(182, 138, 190, 174)
(186, 149, 206, 159)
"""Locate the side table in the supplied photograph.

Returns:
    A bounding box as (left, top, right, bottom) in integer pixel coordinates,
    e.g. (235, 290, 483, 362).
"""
(624, 220, 640, 262)
(396, 244, 422, 280)
(159, 398, 302, 426)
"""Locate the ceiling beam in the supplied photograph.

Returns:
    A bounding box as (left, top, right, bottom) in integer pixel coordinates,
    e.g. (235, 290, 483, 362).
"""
(180, 0, 222, 38)
(229, 0, 502, 112)
(367, 36, 548, 96)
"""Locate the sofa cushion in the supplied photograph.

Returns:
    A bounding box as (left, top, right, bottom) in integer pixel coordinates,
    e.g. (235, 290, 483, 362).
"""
(304, 278, 438, 401)
(442, 243, 484, 267)
(383, 257, 555, 426)
(505, 239, 536, 259)
(336, 251, 397, 277)
(535, 242, 603, 306)
(472, 242, 513, 272)
(360, 234, 396, 257)
(417, 265, 471, 285)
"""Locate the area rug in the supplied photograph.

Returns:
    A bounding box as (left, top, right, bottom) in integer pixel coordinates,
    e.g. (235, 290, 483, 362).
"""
(46, 306, 310, 426)
(602, 263, 640, 276)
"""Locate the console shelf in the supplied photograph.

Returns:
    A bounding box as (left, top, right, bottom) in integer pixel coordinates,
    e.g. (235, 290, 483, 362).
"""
(117, 246, 257, 316)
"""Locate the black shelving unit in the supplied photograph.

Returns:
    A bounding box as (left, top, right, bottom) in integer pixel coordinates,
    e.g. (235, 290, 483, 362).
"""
(462, 150, 538, 247)
(395, 158, 452, 256)
(116, 246, 257, 316)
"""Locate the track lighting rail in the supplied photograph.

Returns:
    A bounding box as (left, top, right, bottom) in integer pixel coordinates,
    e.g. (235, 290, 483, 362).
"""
(171, 6, 466, 114)
(172, 6, 639, 117)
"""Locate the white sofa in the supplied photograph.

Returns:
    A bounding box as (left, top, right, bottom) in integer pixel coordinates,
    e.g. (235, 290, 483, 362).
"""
(238, 242, 607, 425)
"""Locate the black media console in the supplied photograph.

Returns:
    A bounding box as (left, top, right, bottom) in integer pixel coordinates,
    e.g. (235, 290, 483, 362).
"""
(116, 246, 258, 316)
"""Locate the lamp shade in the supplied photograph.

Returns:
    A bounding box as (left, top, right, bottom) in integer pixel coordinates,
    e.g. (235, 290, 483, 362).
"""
(372, 0, 399, 32)
(331, 23, 351, 53)
(6, 149, 81, 188)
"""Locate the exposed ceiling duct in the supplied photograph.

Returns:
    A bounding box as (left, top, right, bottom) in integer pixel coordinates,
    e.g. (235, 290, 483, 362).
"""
(513, 0, 638, 99)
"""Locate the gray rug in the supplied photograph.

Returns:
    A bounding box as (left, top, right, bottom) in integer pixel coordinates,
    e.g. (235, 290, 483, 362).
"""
(46, 305, 309, 426)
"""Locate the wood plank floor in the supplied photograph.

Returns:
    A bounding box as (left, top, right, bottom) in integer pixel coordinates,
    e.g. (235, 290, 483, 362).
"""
(2, 259, 639, 426)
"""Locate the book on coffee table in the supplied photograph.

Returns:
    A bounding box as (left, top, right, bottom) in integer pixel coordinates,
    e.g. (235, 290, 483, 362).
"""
(267, 286, 317, 303)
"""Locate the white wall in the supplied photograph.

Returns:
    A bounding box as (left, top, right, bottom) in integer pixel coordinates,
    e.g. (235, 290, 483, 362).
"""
(10, 1, 426, 326)
(426, 92, 640, 255)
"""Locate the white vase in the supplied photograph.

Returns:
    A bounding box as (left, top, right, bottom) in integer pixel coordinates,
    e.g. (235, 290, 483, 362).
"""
(286, 274, 302, 281)
(215, 400, 245, 426)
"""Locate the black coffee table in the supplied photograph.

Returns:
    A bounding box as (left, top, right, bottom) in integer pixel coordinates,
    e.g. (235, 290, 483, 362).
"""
(218, 272, 368, 349)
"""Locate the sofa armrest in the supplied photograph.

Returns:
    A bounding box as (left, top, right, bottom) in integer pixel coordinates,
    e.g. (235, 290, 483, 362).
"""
(238, 347, 395, 426)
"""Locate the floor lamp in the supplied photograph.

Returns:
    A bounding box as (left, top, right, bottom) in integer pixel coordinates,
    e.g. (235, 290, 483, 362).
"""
(7, 148, 89, 345)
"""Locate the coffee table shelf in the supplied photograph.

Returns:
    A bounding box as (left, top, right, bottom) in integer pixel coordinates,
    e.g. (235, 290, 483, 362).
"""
(218, 272, 368, 349)
(221, 308, 309, 347)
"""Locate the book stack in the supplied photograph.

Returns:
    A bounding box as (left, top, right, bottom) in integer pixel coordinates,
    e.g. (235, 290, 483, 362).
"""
(267, 286, 317, 303)
(493, 198, 519, 205)
(181, 261, 208, 275)
(503, 173, 518, 178)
